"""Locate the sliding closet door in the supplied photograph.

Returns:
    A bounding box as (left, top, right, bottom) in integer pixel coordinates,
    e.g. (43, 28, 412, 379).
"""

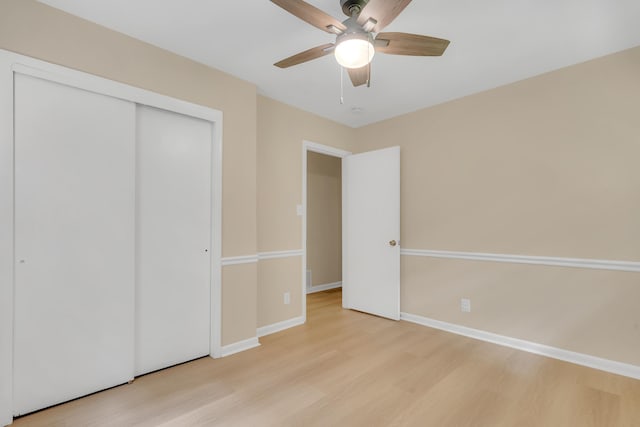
(13, 75, 135, 416)
(135, 105, 212, 375)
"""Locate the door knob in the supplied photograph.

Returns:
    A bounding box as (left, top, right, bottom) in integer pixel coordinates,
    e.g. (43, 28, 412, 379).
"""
(389, 240, 397, 247)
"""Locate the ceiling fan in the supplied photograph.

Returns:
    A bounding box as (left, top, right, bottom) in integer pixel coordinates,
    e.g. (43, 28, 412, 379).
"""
(271, 0, 450, 87)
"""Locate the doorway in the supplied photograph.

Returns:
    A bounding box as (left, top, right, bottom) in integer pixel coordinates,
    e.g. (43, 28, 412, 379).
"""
(301, 141, 351, 320)
(300, 142, 401, 322)
(306, 151, 342, 293)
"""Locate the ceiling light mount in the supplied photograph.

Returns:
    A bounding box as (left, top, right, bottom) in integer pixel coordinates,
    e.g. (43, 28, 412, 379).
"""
(340, 0, 369, 17)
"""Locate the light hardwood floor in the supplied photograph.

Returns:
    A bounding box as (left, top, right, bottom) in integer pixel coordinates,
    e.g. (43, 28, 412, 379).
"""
(12, 288, 640, 426)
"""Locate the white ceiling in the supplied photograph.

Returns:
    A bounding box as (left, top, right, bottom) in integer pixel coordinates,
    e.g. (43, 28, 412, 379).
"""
(38, 0, 640, 128)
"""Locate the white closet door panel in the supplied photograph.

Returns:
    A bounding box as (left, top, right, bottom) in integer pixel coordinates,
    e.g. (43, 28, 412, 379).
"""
(135, 105, 211, 375)
(13, 75, 135, 415)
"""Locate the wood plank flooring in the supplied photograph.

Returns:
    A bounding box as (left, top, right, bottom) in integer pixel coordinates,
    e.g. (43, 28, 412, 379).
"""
(12, 288, 640, 426)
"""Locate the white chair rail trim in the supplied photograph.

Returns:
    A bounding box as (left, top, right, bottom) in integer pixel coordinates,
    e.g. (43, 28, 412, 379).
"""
(221, 255, 260, 266)
(400, 248, 640, 272)
(258, 249, 304, 260)
(221, 249, 303, 266)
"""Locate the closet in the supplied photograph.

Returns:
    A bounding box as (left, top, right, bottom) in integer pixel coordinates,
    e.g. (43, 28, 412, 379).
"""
(8, 64, 219, 416)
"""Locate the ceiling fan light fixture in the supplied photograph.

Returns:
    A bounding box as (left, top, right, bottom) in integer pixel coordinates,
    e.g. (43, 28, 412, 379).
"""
(334, 33, 375, 69)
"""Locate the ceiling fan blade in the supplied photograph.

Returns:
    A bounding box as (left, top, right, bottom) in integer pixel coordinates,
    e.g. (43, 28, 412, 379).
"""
(375, 32, 450, 56)
(356, 0, 412, 33)
(274, 43, 335, 68)
(347, 64, 370, 87)
(271, 0, 346, 34)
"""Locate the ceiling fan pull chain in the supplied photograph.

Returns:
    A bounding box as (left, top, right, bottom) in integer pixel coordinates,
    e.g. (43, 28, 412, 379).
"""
(340, 66, 345, 104)
(367, 42, 372, 88)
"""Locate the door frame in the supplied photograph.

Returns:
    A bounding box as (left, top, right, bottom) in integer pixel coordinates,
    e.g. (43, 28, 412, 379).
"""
(0, 50, 223, 425)
(301, 141, 351, 321)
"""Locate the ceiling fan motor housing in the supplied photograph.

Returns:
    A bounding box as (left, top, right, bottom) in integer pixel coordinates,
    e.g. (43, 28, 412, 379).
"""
(340, 0, 369, 17)
(339, 16, 369, 37)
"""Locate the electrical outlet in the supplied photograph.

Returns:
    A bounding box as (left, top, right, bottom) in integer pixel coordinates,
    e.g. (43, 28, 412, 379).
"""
(284, 291, 291, 305)
(461, 298, 471, 313)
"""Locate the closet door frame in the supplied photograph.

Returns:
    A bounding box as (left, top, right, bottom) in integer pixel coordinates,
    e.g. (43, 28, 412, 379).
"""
(0, 49, 223, 426)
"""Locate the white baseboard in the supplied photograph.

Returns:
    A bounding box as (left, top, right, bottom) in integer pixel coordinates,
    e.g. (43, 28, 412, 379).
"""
(306, 281, 342, 294)
(220, 336, 260, 357)
(400, 312, 640, 380)
(257, 316, 305, 337)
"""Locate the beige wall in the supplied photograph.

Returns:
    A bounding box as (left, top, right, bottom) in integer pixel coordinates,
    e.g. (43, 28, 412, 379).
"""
(0, 0, 258, 346)
(257, 96, 354, 252)
(257, 96, 353, 326)
(222, 264, 258, 345)
(257, 257, 302, 328)
(356, 46, 640, 366)
(307, 152, 342, 287)
(356, 47, 640, 260)
(403, 257, 640, 365)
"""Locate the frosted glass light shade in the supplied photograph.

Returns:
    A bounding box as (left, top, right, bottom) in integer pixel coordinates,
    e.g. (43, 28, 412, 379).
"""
(334, 37, 375, 69)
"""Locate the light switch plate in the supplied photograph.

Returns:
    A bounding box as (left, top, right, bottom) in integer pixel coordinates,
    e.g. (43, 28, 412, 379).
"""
(296, 204, 303, 216)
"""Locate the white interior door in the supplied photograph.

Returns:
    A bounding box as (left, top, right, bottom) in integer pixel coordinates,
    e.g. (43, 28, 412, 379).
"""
(135, 105, 212, 376)
(13, 74, 136, 416)
(342, 146, 400, 320)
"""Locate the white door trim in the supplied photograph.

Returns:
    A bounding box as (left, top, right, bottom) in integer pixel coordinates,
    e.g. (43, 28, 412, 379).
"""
(302, 141, 351, 322)
(0, 49, 223, 424)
